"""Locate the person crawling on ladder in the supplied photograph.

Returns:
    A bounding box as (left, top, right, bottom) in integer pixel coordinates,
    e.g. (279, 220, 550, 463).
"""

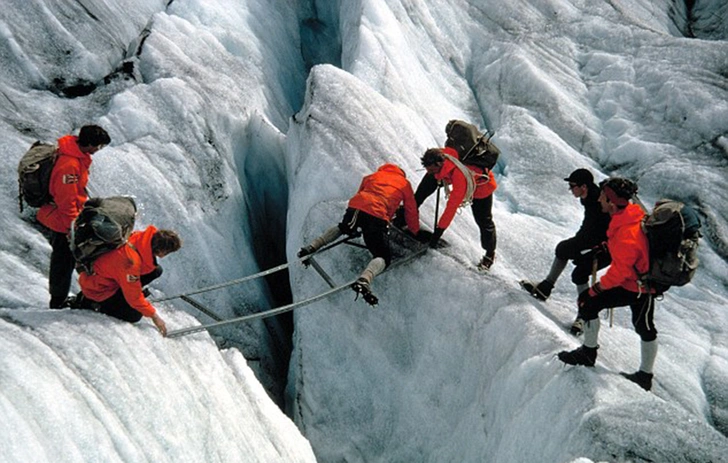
(298, 163, 424, 306)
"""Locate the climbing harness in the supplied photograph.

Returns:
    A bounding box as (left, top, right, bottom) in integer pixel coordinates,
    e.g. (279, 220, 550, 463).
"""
(441, 153, 488, 208)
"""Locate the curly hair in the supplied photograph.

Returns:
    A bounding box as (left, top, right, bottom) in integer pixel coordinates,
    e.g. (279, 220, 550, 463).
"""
(600, 177, 638, 208)
(78, 125, 111, 148)
(152, 229, 182, 255)
(421, 148, 444, 167)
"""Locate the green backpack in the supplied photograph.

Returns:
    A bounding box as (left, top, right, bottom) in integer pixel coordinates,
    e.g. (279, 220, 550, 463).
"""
(17, 141, 58, 212)
(444, 120, 500, 171)
(640, 200, 701, 293)
(70, 196, 138, 274)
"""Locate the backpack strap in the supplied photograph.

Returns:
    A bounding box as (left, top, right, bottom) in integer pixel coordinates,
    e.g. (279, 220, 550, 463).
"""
(442, 153, 480, 207)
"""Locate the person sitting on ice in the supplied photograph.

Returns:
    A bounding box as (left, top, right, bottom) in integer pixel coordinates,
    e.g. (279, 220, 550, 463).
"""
(520, 168, 611, 335)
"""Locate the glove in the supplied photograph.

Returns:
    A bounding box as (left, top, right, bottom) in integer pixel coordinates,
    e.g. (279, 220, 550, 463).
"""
(415, 230, 431, 243)
(429, 227, 445, 248)
(587, 282, 603, 298)
(391, 206, 406, 229)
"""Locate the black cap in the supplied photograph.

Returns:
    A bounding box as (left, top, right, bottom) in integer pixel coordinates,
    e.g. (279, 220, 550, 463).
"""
(564, 168, 593, 186)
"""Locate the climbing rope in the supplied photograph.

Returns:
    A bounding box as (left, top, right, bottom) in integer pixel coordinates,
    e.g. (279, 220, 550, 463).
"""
(166, 242, 427, 338)
(151, 234, 360, 303)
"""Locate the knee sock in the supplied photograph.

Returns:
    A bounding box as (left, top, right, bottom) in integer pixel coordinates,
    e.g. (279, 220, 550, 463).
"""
(584, 318, 601, 349)
(640, 340, 658, 374)
(309, 226, 342, 251)
(359, 257, 386, 284)
(545, 257, 568, 284)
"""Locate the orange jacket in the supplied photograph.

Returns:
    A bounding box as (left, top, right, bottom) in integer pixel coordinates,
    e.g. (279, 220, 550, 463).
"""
(599, 203, 651, 293)
(37, 136, 92, 233)
(128, 226, 158, 275)
(79, 235, 157, 317)
(436, 147, 497, 230)
(347, 164, 420, 234)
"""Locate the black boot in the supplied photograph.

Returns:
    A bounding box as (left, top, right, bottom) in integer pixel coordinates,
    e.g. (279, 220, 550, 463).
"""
(520, 280, 553, 301)
(352, 278, 378, 306)
(621, 371, 653, 391)
(477, 253, 495, 272)
(558, 345, 598, 367)
(297, 245, 316, 258)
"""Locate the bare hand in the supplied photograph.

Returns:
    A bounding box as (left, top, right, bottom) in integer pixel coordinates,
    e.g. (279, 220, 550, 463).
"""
(151, 313, 167, 337)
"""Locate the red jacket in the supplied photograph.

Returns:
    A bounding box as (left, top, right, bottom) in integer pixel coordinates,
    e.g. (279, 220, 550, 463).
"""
(128, 226, 158, 276)
(37, 135, 92, 233)
(347, 164, 420, 234)
(599, 203, 651, 293)
(79, 229, 157, 317)
(435, 147, 497, 230)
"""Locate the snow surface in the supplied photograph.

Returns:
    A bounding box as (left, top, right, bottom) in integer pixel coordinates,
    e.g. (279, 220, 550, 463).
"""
(1, 0, 727, 462)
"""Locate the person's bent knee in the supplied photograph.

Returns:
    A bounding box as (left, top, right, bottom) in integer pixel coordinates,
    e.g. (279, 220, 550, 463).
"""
(554, 240, 571, 260)
(121, 311, 144, 323)
(571, 269, 590, 286)
(636, 328, 657, 342)
(337, 222, 356, 236)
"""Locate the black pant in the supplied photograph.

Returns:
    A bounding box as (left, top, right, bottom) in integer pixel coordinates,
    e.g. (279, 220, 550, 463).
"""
(555, 237, 612, 285)
(82, 267, 162, 323)
(415, 173, 496, 256)
(414, 172, 438, 207)
(471, 195, 496, 256)
(49, 231, 75, 308)
(578, 286, 657, 342)
(339, 208, 391, 266)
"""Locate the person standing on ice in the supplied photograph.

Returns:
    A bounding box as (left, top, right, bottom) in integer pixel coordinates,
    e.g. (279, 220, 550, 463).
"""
(416, 147, 497, 270)
(557, 178, 658, 391)
(520, 168, 611, 335)
(298, 163, 421, 306)
(37, 125, 111, 309)
(73, 227, 182, 337)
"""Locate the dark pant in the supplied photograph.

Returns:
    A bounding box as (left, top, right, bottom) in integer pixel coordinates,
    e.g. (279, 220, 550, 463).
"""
(415, 173, 496, 256)
(555, 237, 612, 285)
(49, 231, 75, 308)
(339, 208, 391, 266)
(578, 286, 657, 342)
(414, 172, 439, 207)
(81, 267, 162, 323)
(471, 195, 496, 256)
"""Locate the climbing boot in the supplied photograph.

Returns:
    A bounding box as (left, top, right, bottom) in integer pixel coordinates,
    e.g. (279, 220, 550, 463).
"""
(352, 278, 378, 306)
(297, 245, 316, 259)
(570, 318, 585, 336)
(557, 345, 598, 367)
(520, 280, 553, 301)
(621, 371, 653, 391)
(477, 253, 495, 272)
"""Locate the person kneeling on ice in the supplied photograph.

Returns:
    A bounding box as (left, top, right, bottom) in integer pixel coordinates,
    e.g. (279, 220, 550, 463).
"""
(74, 227, 182, 337)
(557, 178, 658, 391)
(298, 163, 422, 306)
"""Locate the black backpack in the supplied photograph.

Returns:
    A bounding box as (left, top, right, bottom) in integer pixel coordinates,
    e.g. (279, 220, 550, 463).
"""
(640, 199, 701, 293)
(70, 196, 138, 274)
(17, 141, 58, 212)
(445, 120, 500, 171)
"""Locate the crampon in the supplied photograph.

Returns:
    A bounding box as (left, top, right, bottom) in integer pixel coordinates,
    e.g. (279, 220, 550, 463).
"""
(351, 279, 379, 306)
